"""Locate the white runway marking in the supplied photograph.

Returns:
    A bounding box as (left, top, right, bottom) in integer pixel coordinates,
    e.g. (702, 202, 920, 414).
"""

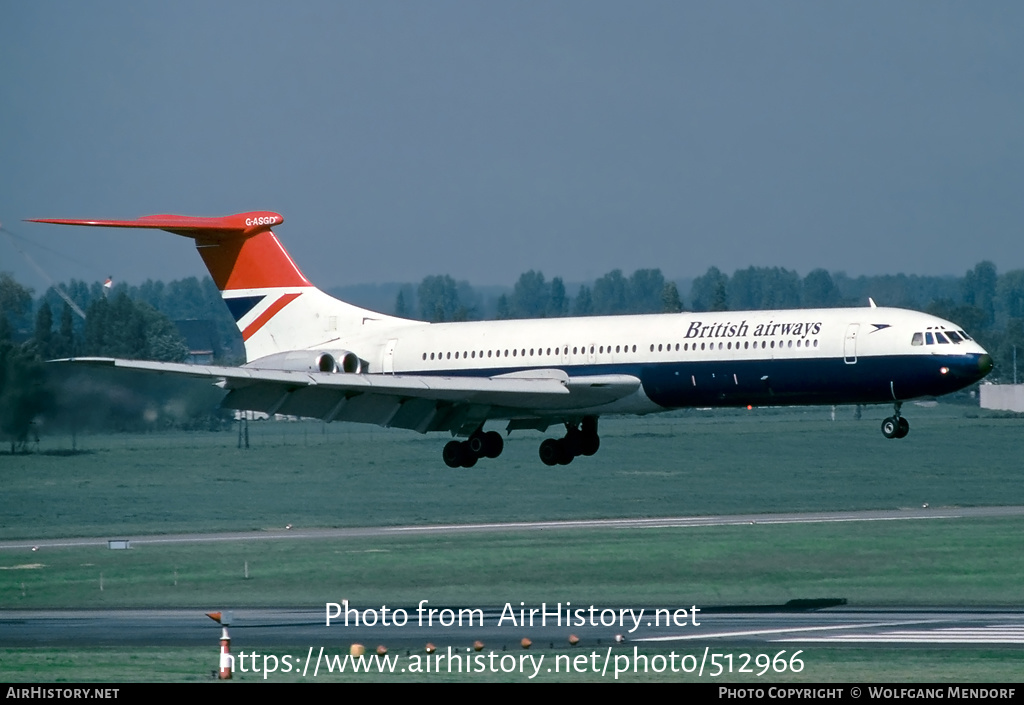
(778, 626, 1024, 644)
(635, 620, 940, 642)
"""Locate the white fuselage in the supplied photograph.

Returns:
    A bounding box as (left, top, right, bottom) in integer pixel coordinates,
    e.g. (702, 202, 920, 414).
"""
(280, 303, 990, 417)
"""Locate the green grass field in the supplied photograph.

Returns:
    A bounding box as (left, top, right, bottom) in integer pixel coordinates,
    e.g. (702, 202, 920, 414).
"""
(1, 405, 1022, 682)
(3, 405, 1022, 540)
(4, 518, 1024, 608)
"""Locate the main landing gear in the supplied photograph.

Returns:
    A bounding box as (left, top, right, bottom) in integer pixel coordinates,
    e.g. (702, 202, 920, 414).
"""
(442, 428, 504, 468)
(441, 417, 603, 467)
(881, 402, 910, 439)
(539, 417, 600, 466)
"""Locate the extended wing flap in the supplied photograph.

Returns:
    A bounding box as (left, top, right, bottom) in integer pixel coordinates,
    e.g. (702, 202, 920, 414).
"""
(563, 374, 642, 407)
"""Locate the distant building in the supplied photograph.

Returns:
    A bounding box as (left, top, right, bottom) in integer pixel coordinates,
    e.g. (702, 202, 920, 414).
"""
(979, 384, 1024, 413)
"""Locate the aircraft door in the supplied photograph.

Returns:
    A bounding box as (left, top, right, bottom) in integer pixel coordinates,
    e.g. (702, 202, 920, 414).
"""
(844, 324, 859, 364)
(382, 338, 398, 374)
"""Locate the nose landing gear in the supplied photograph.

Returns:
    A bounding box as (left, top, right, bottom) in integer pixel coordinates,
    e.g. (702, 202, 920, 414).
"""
(881, 402, 910, 439)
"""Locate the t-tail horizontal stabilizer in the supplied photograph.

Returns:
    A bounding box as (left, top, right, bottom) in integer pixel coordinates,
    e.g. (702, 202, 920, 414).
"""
(28, 212, 286, 240)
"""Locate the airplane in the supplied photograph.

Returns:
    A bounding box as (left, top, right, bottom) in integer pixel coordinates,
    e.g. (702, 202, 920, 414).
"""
(29, 211, 993, 467)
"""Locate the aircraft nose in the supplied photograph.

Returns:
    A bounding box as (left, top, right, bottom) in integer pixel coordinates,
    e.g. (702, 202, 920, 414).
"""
(977, 353, 993, 377)
(942, 353, 993, 383)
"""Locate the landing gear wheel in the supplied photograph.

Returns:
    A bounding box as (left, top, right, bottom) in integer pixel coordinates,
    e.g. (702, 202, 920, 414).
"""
(563, 429, 583, 457)
(556, 439, 575, 465)
(881, 400, 909, 440)
(539, 438, 561, 466)
(895, 417, 910, 438)
(483, 431, 504, 458)
(580, 433, 600, 456)
(467, 434, 486, 456)
(443, 440, 464, 467)
(539, 417, 602, 466)
(459, 447, 478, 468)
(580, 416, 600, 456)
(881, 417, 898, 439)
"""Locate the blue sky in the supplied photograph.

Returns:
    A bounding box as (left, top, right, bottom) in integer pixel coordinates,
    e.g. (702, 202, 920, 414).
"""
(2, 1, 1022, 291)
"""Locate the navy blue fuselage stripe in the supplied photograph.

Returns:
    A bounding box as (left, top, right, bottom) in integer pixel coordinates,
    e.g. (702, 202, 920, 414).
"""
(410, 353, 989, 408)
(225, 295, 266, 322)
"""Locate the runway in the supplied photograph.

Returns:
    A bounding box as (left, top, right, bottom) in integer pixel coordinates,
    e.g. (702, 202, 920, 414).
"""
(3, 607, 1023, 648)
(3, 504, 1023, 551)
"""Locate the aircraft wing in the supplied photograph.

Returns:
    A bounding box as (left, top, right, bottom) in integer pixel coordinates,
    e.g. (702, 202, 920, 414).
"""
(53, 358, 641, 435)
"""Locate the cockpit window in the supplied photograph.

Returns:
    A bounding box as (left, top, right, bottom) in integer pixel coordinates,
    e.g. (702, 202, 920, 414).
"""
(916, 329, 971, 345)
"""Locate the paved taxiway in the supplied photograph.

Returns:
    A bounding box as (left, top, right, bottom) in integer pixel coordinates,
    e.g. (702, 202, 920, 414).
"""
(2, 505, 1022, 551)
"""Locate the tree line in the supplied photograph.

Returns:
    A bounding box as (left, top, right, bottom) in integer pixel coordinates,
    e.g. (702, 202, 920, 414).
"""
(397, 269, 685, 323)
(0, 273, 197, 449)
(3, 261, 1024, 449)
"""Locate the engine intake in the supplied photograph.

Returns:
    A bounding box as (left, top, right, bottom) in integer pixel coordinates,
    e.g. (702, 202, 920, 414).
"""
(245, 350, 363, 374)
